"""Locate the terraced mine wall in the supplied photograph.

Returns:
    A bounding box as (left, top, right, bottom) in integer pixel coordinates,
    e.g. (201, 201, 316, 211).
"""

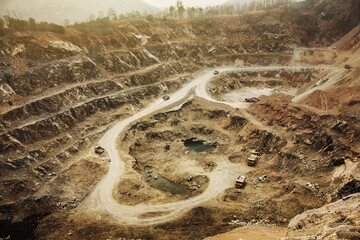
(0, 16, 296, 216)
(0, 5, 358, 238)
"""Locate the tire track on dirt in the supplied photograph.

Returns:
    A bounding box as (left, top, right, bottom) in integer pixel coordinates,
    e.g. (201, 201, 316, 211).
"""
(81, 65, 325, 225)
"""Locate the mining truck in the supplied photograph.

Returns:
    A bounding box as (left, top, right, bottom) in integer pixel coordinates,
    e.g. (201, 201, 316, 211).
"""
(235, 175, 246, 189)
(94, 145, 105, 155)
(247, 154, 258, 166)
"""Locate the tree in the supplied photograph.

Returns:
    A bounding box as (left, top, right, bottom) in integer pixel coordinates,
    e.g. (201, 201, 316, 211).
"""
(5, 16, 28, 31)
(0, 18, 5, 36)
(197, 7, 203, 17)
(107, 8, 117, 20)
(49, 23, 65, 34)
(227, 5, 235, 14)
(176, 1, 185, 19)
(98, 11, 104, 19)
(29, 17, 36, 30)
(88, 14, 96, 21)
(169, 6, 175, 17)
(187, 7, 196, 18)
(118, 14, 126, 20)
(146, 15, 154, 22)
(63, 19, 70, 27)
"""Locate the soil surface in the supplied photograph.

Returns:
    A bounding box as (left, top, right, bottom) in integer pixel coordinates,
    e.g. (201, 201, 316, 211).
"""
(1, 0, 360, 239)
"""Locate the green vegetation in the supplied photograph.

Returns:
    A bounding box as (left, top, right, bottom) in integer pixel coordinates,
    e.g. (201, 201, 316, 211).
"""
(165, 0, 297, 19)
(0, 15, 65, 36)
(73, 17, 112, 34)
(71, 0, 297, 34)
(0, 18, 5, 36)
(0, 0, 297, 36)
(176, 1, 185, 19)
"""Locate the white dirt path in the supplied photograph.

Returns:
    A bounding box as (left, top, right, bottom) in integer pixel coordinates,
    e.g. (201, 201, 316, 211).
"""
(81, 65, 330, 225)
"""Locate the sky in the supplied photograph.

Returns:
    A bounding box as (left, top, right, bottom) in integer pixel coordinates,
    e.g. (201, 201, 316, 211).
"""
(143, 0, 228, 8)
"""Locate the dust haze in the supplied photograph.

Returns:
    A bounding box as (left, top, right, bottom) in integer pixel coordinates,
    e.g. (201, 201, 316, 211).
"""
(0, 0, 159, 24)
(0, 0, 360, 239)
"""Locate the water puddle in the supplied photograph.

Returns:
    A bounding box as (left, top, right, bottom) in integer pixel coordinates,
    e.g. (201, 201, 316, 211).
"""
(183, 138, 216, 152)
(0, 214, 42, 240)
(144, 166, 189, 196)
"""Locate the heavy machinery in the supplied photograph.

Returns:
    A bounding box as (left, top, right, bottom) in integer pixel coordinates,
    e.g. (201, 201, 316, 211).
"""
(235, 175, 246, 189)
(94, 145, 105, 155)
(247, 154, 258, 166)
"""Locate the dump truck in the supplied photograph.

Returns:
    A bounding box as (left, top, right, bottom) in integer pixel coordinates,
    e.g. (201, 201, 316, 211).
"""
(94, 145, 105, 155)
(235, 175, 246, 189)
(247, 154, 258, 166)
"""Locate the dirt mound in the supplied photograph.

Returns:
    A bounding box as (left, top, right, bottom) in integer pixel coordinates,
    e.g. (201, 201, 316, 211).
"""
(335, 25, 360, 52)
(299, 87, 360, 114)
(289, 0, 360, 45)
(298, 89, 340, 111)
(205, 225, 287, 240)
(286, 193, 360, 239)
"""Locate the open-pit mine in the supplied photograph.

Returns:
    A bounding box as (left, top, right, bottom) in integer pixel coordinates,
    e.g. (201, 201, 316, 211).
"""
(1, 0, 360, 239)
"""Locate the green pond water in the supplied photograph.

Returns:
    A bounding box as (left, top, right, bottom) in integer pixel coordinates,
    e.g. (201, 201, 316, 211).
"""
(144, 166, 189, 196)
(184, 138, 216, 152)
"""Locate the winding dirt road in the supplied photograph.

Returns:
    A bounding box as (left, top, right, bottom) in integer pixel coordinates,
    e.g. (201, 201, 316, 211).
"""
(81, 65, 329, 225)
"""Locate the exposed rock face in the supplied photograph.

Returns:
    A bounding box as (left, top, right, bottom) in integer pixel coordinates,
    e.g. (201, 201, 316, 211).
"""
(285, 193, 360, 240)
(0, 14, 300, 227)
(0, 0, 359, 238)
(208, 69, 320, 98)
(283, 161, 360, 240)
(6, 59, 100, 96)
(330, 161, 360, 200)
(289, 0, 360, 45)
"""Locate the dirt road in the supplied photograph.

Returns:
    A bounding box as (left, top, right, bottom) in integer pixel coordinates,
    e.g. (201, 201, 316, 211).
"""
(81, 66, 326, 225)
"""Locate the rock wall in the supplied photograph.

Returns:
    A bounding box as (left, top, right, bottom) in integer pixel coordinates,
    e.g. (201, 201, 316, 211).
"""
(0, 13, 304, 225)
(285, 193, 360, 240)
